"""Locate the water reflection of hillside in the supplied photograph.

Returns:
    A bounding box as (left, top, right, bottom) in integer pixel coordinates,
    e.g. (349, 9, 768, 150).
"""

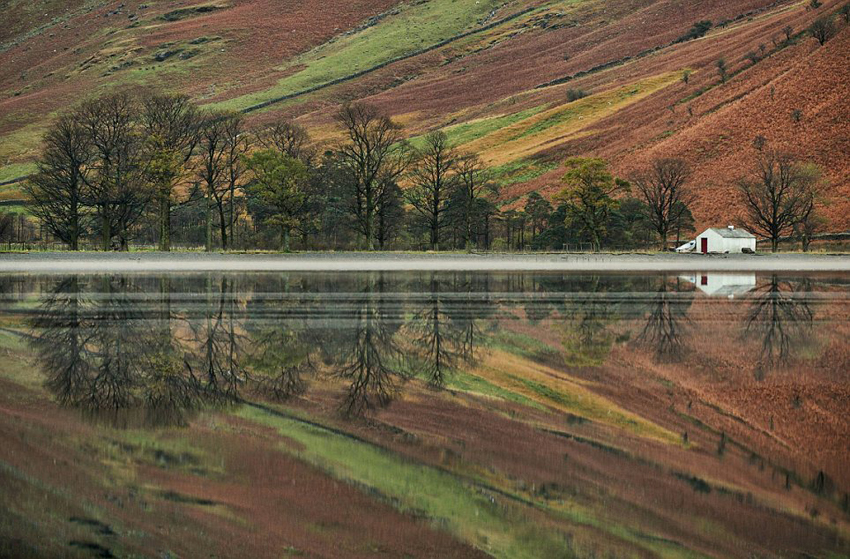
(21, 272, 838, 427)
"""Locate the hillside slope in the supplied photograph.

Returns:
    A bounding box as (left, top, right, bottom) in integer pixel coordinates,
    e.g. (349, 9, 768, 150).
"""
(1, 0, 847, 231)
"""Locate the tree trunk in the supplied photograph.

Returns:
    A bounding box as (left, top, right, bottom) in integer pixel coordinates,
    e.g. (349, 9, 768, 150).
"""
(465, 199, 472, 251)
(101, 210, 111, 251)
(159, 195, 171, 251)
(365, 212, 374, 251)
(119, 213, 129, 251)
(205, 191, 213, 252)
(218, 203, 228, 250)
(281, 225, 291, 253)
(70, 200, 79, 251)
(229, 181, 235, 250)
(771, 237, 778, 253)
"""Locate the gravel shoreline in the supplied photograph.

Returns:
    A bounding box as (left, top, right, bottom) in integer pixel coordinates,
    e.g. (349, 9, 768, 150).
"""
(1, 252, 848, 273)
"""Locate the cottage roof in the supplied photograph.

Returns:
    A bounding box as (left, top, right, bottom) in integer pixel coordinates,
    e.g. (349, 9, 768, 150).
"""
(706, 227, 756, 239)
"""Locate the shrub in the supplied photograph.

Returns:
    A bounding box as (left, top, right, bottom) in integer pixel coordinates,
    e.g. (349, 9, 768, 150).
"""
(716, 57, 728, 83)
(566, 89, 589, 102)
(809, 16, 836, 45)
(676, 20, 712, 42)
(744, 51, 760, 66)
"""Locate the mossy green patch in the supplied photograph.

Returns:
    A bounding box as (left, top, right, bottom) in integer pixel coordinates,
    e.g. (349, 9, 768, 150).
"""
(486, 329, 562, 361)
(213, 0, 508, 111)
(237, 403, 574, 558)
(490, 158, 559, 187)
(517, 73, 681, 140)
(408, 105, 547, 151)
(0, 162, 36, 183)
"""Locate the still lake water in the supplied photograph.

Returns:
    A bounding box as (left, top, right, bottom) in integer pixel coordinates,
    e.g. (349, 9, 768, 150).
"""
(0, 272, 848, 558)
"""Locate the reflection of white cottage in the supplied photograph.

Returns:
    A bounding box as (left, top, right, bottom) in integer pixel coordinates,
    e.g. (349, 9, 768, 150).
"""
(696, 226, 757, 253)
(680, 273, 756, 297)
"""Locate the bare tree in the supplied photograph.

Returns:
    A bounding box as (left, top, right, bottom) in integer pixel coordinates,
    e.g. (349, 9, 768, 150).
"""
(452, 154, 497, 249)
(335, 103, 409, 250)
(77, 93, 149, 251)
(738, 151, 821, 252)
(196, 112, 229, 251)
(140, 93, 201, 251)
(259, 119, 313, 162)
(407, 131, 458, 251)
(220, 114, 249, 249)
(406, 276, 467, 387)
(782, 25, 794, 43)
(375, 178, 405, 250)
(809, 15, 836, 45)
(631, 158, 694, 250)
(24, 113, 92, 250)
(795, 204, 827, 252)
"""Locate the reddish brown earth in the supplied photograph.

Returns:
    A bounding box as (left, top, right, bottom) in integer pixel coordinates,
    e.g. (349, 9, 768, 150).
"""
(0, 376, 488, 558)
(0, 0, 848, 230)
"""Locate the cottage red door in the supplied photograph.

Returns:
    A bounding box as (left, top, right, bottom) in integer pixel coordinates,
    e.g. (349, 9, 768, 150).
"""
(701, 238, 708, 254)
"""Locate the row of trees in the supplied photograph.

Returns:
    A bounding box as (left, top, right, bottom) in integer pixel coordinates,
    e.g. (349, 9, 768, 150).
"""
(24, 93, 504, 252)
(24, 91, 826, 252)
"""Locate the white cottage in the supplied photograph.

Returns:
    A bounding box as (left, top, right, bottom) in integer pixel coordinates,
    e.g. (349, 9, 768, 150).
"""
(695, 226, 756, 254)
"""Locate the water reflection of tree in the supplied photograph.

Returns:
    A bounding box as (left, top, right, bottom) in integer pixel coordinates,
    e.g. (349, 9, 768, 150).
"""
(745, 276, 813, 379)
(243, 276, 314, 401)
(636, 276, 693, 362)
(31, 277, 94, 408)
(28, 272, 491, 423)
(142, 275, 202, 426)
(31, 277, 203, 427)
(184, 277, 246, 403)
(330, 274, 408, 416)
(560, 276, 621, 367)
(406, 274, 482, 388)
